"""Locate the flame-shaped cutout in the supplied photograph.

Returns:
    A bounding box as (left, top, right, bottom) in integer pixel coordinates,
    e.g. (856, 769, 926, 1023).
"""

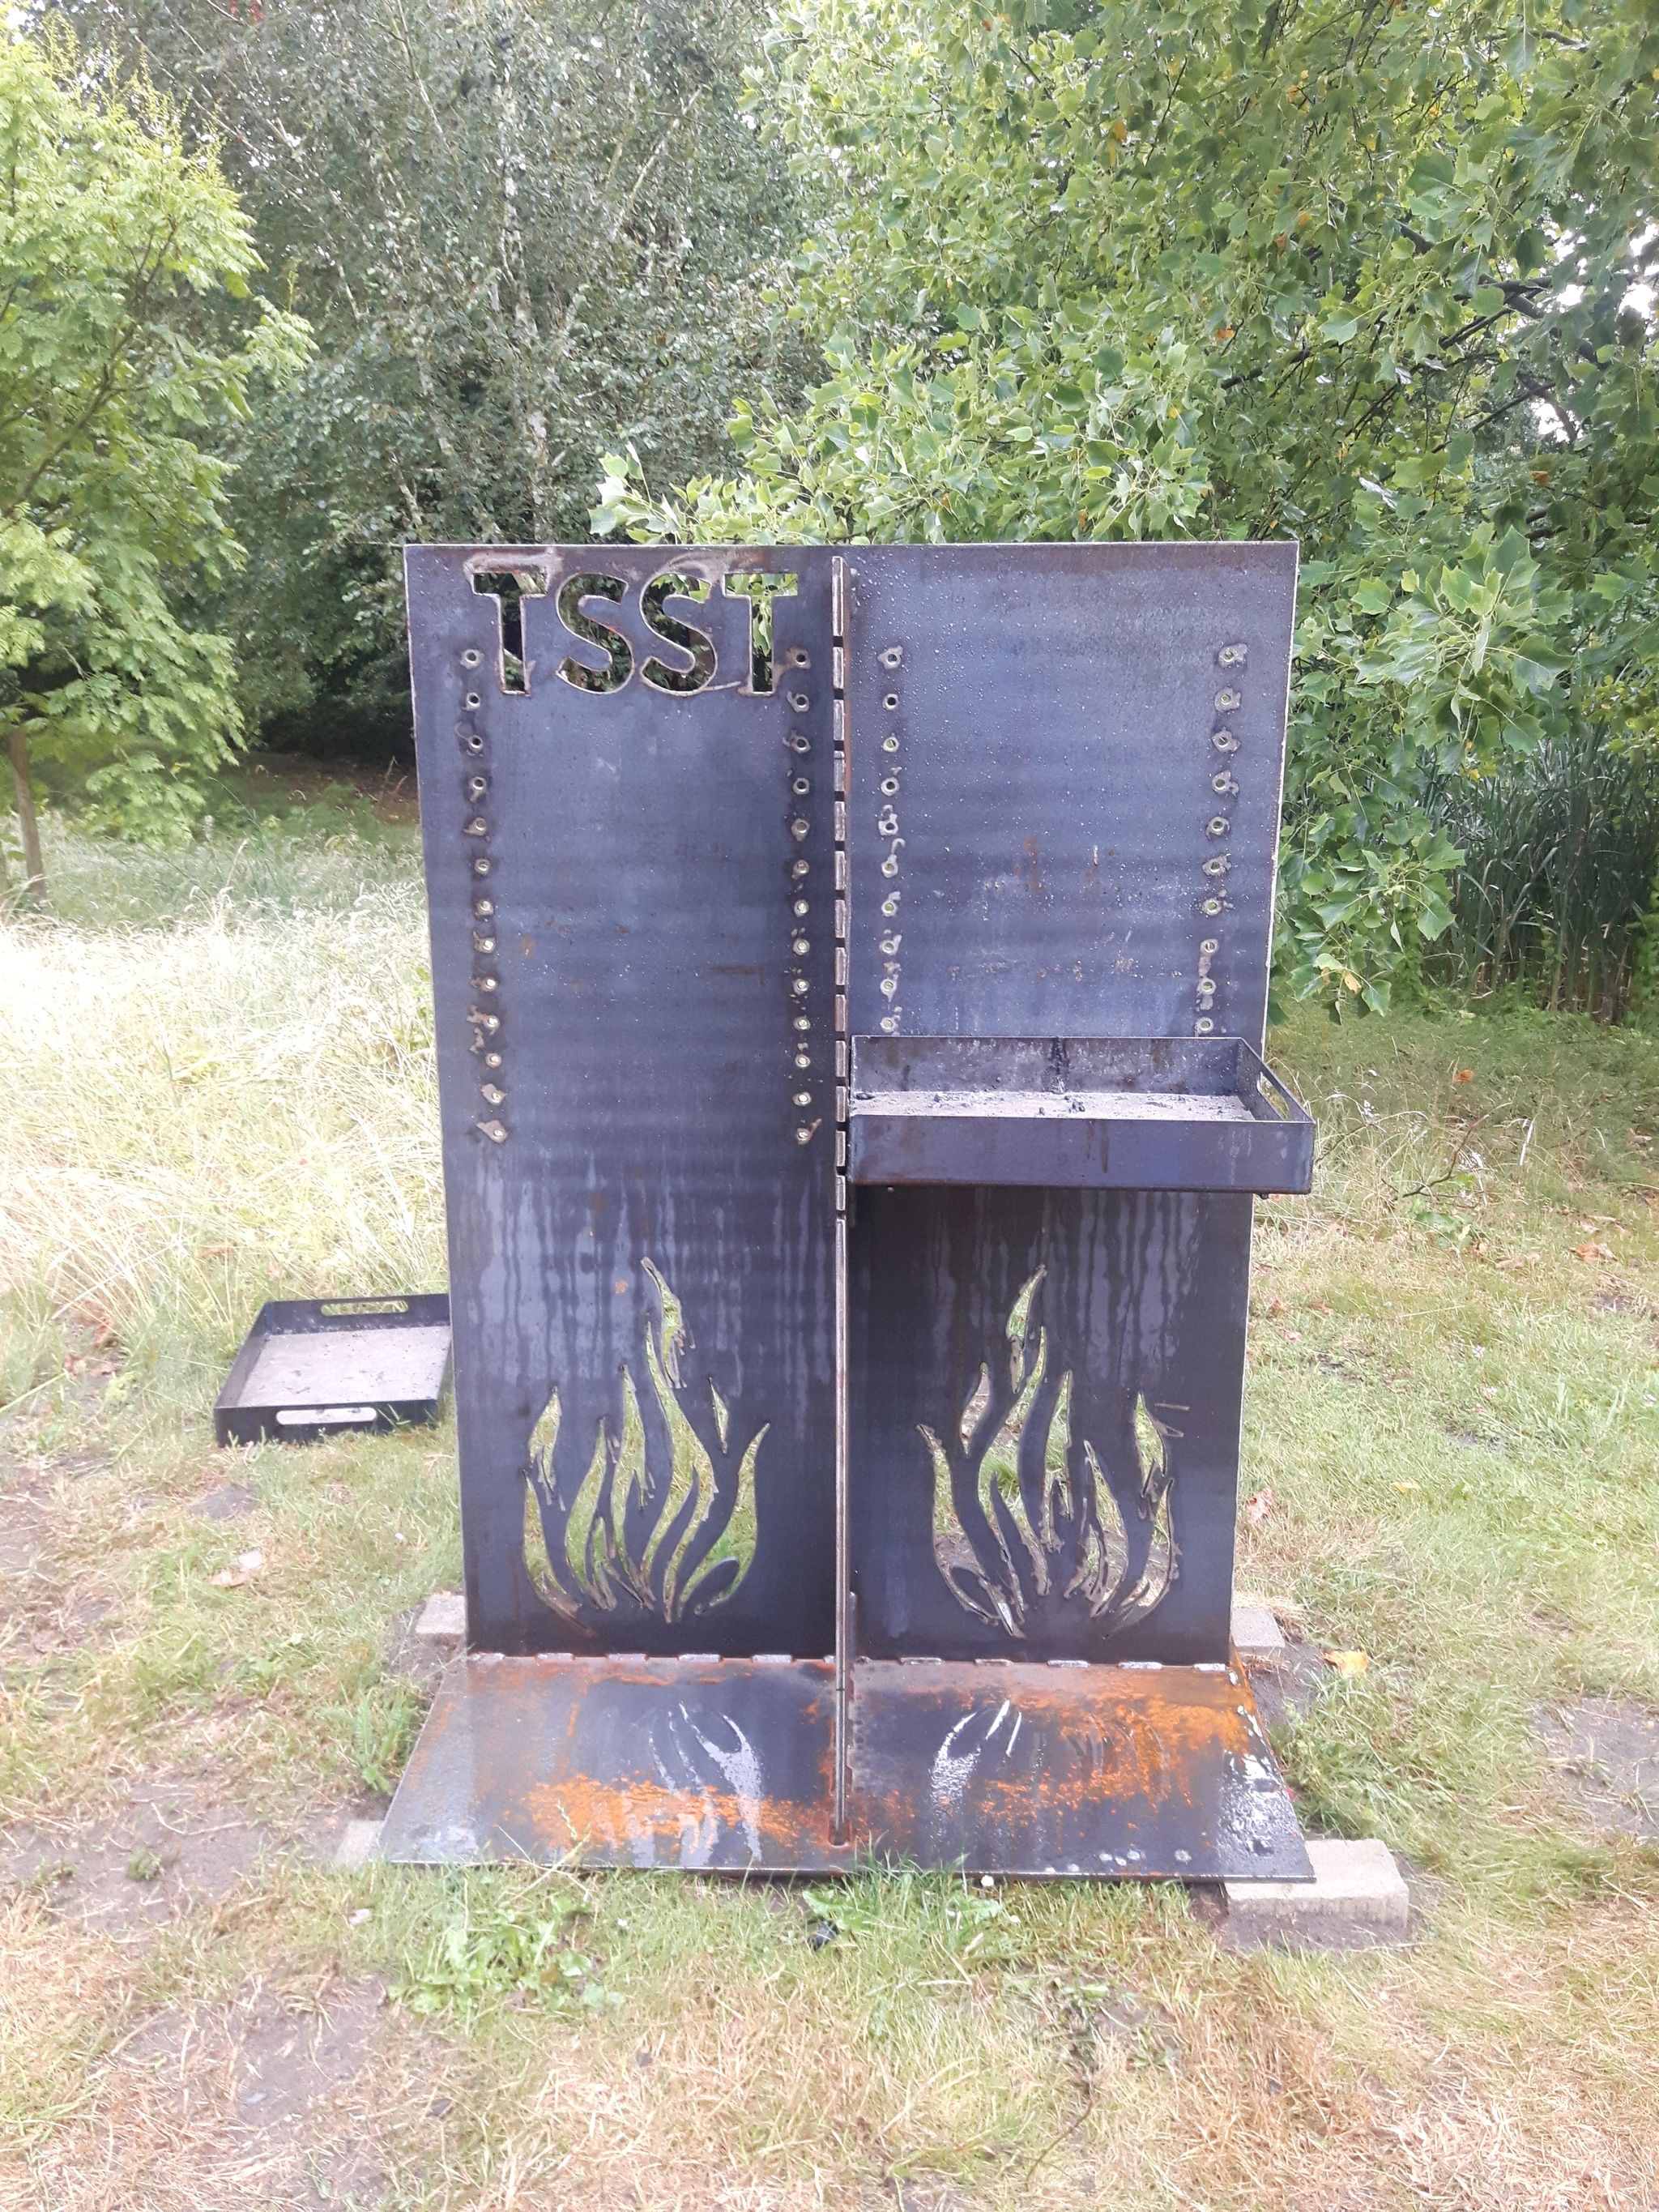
(921, 1270, 1175, 1638)
(523, 1261, 767, 1625)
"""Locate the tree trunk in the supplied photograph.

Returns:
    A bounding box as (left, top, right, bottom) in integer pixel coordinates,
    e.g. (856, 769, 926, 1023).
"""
(7, 724, 45, 905)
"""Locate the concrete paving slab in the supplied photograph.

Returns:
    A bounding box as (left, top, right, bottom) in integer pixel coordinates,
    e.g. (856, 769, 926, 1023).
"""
(1226, 1836, 1408, 1931)
(1230, 1602, 1286, 1655)
(415, 1591, 467, 1640)
(332, 1819, 383, 1871)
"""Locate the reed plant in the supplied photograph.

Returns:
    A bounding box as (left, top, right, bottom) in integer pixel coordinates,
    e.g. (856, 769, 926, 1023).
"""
(1429, 728, 1659, 1022)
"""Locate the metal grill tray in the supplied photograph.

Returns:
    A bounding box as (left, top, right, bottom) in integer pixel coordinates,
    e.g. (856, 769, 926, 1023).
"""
(214, 1294, 452, 1445)
(849, 1036, 1313, 1194)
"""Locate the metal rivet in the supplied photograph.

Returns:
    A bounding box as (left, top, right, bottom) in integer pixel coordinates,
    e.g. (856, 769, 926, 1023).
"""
(473, 859, 492, 876)
(462, 649, 481, 668)
(1212, 729, 1239, 753)
(467, 775, 488, 800)
(883, 693, 898, 710)
(464, 691, 482, 710)
(879, 1015, 898, 1032)
(791, 733, 810, 753)
(1207, 815, 1230, 837)
(879, 645, 902, 668)
(794, 1052, 811, 1069)
(789, 691, 810, 711)
(478, 1119, 509, 1144)
(791, 818, 810, 841)
(793, 937, 810, 955)
(792, 777, 810, 796)
(793, 1016, 810, 1032)
(793, 1091, 812, 1107)
(480, 1084, 505, 1105)
(474, 899, 495, 918)
(791, 978, 809, 996)
(882, 736, 899, 752)
(792, 899, 809, 917)
(1200, 937, 1218, 954)
(795, 1126, 812, 1145)
(1215, 688, 1240, 711)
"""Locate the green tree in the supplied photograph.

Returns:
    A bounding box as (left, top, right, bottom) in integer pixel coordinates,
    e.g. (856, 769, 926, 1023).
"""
(596, 0, 1658, 1013)
(62, 0, 814, 757)
(0, 32, 309, 899)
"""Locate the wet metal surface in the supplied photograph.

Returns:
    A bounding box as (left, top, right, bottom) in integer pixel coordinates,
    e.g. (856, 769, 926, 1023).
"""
(378, 1656, 844, 1871)
(377, 1655, 1311, 1879)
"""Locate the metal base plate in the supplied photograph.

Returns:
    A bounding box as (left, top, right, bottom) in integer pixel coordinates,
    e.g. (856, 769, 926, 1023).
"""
(378, 1656, 1311, 1880)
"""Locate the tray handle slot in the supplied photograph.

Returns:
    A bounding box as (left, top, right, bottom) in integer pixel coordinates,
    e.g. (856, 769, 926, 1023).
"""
(1251, 1061, 1302, 1123)
(318, 1300, 411, 1317)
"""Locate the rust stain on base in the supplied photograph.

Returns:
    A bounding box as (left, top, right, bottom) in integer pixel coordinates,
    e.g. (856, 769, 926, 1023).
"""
(379, 1651, 1311, 1879)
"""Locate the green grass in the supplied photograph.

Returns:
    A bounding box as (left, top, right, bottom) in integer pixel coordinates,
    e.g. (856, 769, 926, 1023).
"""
(2, 819, 1657, 2210)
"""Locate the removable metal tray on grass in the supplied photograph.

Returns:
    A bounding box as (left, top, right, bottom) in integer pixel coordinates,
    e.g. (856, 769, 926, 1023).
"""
(849, 1036, 1313, 1194)
(215, 1294, 452, 1445)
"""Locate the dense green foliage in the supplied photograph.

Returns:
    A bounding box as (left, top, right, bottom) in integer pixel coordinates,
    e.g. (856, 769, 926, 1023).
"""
(597, 0, 1659, 1013)
(0, 34, 307, 881)
(63, 0, 812, 756)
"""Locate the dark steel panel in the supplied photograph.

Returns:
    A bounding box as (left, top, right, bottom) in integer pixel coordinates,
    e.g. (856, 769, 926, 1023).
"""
(377, 1656, 848, 1870)
(841, 544, 1296, 1052)
(851, 1659, 1311, 1881)
(407, 547, 841, 1657)
(848, 1035, 1314, 1193)
(839, 546, 1297, 1672)
(849, 1185, 1250, 1664)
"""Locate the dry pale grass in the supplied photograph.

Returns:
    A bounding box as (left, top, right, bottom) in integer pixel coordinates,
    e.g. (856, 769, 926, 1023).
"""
(0, 859, 441, 1416)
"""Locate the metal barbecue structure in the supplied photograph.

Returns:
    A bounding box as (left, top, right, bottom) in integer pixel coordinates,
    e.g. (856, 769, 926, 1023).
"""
(382, 542, 1316, 1879)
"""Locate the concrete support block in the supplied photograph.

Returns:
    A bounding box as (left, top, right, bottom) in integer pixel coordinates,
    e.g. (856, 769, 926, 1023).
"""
(415, 1591, 467, 1641)
(1226, 1837, 1409, 1932)
(332, 1819, 384, 1872)
(1230, 1602, 1286, 1657)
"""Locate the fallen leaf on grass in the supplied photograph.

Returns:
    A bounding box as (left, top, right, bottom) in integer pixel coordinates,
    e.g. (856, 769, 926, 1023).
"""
(1494, 1253, 1540, 1270)
(1454, 1069, 1474, 1084)
(210, 1548, 265, 1589)
(1243, 1487, 1275, 1527)
(1324, 1649, 1369, 1677)
(1572, 1242, 1614, 1262)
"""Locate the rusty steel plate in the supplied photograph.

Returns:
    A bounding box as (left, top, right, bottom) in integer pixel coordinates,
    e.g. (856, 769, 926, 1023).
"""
(848, 1659, 1310, 1879)
(377, 1655, 1310, 1879)
(377, 1655, 847, 1871)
